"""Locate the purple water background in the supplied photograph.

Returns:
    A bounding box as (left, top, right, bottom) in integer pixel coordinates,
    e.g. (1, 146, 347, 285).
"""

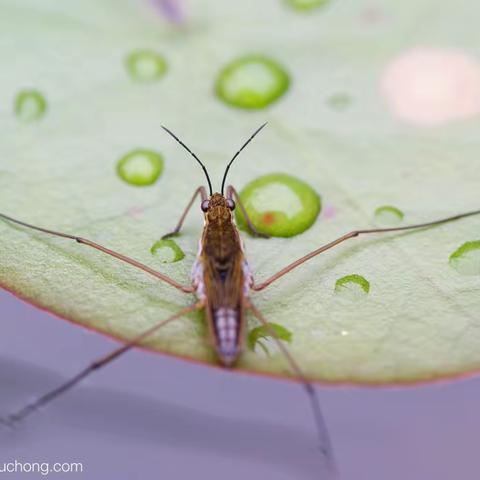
(0, 289, 479, 479)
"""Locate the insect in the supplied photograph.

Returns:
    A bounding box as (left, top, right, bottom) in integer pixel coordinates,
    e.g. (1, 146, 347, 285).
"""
(1, 124, 479, 478)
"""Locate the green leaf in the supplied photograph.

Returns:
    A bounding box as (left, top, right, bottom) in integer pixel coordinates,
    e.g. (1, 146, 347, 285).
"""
(1, 0, 480, 384)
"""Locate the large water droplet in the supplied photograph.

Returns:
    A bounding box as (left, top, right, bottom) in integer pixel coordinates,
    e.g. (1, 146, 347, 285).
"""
(235, 173, 321, 237)
(150, 239, 185, 263)
(215, 55, 290, 109)
(14, 89, 47, 122)
(116, 149, 164, 186)
(125, 50, 168, 82)
(449, 240, 480, 275)
(374, 205, 404, 225)
(335, 274, 370, 300)
(286, 0, 331, 12)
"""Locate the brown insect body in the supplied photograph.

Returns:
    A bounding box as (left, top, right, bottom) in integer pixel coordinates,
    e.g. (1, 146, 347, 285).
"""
(197, 193, 249, 367)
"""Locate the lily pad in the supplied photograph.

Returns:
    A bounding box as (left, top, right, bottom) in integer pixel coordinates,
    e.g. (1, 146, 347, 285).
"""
(0, 0, 479, 385)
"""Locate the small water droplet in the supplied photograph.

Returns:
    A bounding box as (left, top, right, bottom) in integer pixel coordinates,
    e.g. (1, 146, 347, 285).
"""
(215, 55, 290, 109)
(285, 0, 331, 12)
(14, 89, 47, 122)
(326, 93, 352, 111)
(125, 50, 168, 82)
(235, 173, 321, 237)
(116, 149, 164, 186)
(335, 274, 370, 300)
(150, 238, 185, 263)
(374, 205, 404, 225)
(248, 322, 292, 357)
(449, 240, 480, 275)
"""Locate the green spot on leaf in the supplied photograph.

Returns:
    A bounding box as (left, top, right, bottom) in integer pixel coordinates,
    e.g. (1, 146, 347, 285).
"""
(125, 50, 168, 82)
(335, 274, 370, 299)
(14, 89, 47, 122)
(116, 149, 164, 186)
(285, 0, 331, 12)
(449, 240, 480, 275)
(326, 93, 352, 111)
(235, 173, 321, 237)
(375, 205, 404, 225)
(215, 54, 290, 109)
(248, 323, 292, 353)
(150, 239, 185, 263)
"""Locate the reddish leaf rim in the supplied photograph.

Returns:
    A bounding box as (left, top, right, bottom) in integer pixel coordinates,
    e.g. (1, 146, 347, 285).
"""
(1, 281, 479, 389)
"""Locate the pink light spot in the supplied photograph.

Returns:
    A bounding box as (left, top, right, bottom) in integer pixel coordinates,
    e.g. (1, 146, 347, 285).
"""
(382, 47, 480, 127)
(126, 206, 145, 219)
(322, 205, 337, 220)
(149, 0, 185, 24)
(360, 6, 387, 25)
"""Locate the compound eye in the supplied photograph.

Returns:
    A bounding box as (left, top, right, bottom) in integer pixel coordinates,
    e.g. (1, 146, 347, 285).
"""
(201, 200, 210, 212)
(226, 198, 236, 210)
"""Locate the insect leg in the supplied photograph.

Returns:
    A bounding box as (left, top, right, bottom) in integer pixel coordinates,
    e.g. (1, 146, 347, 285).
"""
(226, 185, 270, 238)
(252, 208, 480, 291)
(0, 212, 194, 293)
(0, 302, 203, 427)
(246, 300, 338, 478)
(161, 186, 208, 239)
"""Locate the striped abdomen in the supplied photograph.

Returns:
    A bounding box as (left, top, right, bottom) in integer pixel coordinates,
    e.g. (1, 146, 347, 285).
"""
(212, 307, 242, 366)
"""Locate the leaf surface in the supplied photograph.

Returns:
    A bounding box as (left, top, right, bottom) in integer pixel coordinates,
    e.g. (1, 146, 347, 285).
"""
(1, 0, 479, 383)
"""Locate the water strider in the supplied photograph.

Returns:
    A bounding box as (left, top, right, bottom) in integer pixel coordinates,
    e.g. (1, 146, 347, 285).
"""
(1, 124, 480, 478)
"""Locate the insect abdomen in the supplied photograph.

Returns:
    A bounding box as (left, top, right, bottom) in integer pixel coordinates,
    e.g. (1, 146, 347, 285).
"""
(212, 307, 241, 366)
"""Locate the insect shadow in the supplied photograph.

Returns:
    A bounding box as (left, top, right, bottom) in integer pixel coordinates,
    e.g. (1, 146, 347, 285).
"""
(0, 356, 326, 479)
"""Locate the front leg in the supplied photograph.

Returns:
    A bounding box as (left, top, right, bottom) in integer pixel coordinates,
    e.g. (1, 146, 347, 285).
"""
(162, 186, 208, 239)
(226, 185, 270, 239)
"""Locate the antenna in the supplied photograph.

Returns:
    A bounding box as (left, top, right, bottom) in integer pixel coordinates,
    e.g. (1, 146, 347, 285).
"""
(161, 126, 213, 196)
(220, 123, 268, 195)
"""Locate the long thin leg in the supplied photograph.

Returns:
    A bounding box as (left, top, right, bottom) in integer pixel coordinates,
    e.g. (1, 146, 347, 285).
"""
(0, 302, 203, 427)
(252, 208, 480, 291)
(0, 212, 194, 293)
(247, 300, 338, 478)
(162, 186, 208, 239)
(226, 185, 269, 239)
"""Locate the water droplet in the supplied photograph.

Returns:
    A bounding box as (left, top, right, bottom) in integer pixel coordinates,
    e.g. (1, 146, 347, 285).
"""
(335, 274, 370, 300)
(374, 205, 404, 225)
(235, 173, 321, 237)
(14, 89, 47, 122)
(248, 322, 292, 356)
(285, 0, 331, 12)
(326, 93, 352, 110)
(449, 240, 480, 275)
(215, 55, 290, 109)
(125, 50, 168, 82)
(150, 239, 185, 263)
(116, 149, 164, 186)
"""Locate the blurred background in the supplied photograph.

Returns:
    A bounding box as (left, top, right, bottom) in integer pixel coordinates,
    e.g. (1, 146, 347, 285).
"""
(1, 1, 480, 478)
